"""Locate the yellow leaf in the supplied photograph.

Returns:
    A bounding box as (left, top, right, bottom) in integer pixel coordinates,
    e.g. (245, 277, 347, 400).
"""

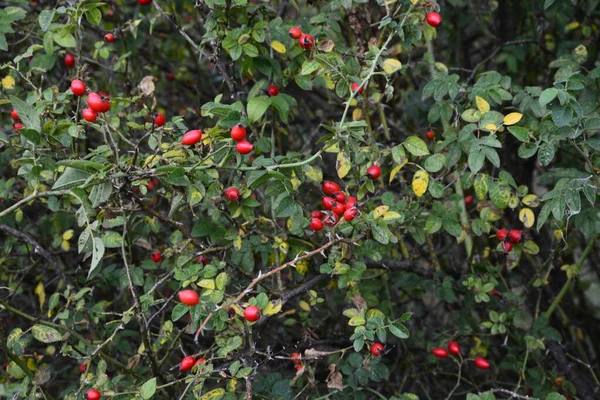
(382, 211, 401, 221)
(372, 205, 389, 219)
(475, 96, 490, 114)
(352, 108, 362, 121)
(503, 112, 523, 125)
(305, 166, 323, 183)
(299, 300, 311, 312)
(484, 123, 497, 132)
(263, 301, 282, 316)
(324, 74, 335, 90)
(389, 159, 408, 184)
(519, 207, 535, 228)
(435, 62, 448, 74)
(197, 279, 215, 290)
(565, 21, 579, 31)
(143, 154, 161, 168)
(60, 240, 70, 252)
(2, 75, 15, 89)
(296, 259, 309, 275)
(233, 235, 242, 250)
(412, 170, 429, 198)
(336, 151, 351, 179)
(34, 282, 46, 311)
(62, 230, 74, 241)
(271, 40, 286, 54)
(200, 389, 226, 400)
(324, 143, 340, 153)
(522, 194, 540, 208)
(382, 58, 402, 74)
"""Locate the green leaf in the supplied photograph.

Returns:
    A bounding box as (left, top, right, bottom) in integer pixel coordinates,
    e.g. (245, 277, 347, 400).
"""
(10, 95, 41, 132)
(85, 9, 102, 25)
(389, 323, 409, 339)
(474, 174, 488, 200)
(424, 154, 445, 173)
(507, 126, 529, 142)
(539, 88, 557, 107)
(102, 231, 123, 248)
(89, 182, 112, 208)
(242, 43, 259, 57)
(247, 96, 271, 123)
(52, 167, 91, 190)
(403, 136, 430, 156)
(300, 60, 320, 75)
(38, 10, 55, 32)
(538, 142, 555, 166)
(53, 30, 77, 48)
(275, 195, 300, 218)
(468, 149, 485, 173)
(140, 378, 157, 399)
(31, 325, 62, 343)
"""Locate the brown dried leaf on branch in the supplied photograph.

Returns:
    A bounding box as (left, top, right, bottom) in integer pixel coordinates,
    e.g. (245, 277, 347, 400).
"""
(326, 364, 344, 391)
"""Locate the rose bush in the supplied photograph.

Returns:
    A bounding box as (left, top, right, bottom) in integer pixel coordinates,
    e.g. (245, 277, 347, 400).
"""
(1, 0, 599, 399)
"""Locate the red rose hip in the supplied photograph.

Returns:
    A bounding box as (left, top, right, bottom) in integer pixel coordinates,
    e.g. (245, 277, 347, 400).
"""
(370, 343, 384, 356)
(266, 85, 279, 97)
(64, 53, 75, 68)
(180, 356, 195, 371)
(86, 389, 101, 400)
(309, 217, 323, 231)
(224, 187, 240, 201)
(150, 251, 162, 263)
(230, 123, 247, 142)
(153, 113, 166, 127)
(474, 357, 490, 370)
(432, 348, 449, 358)
(71, 79, 86, 96)
(298, 34, 314, 49)
(447, 341, 461, 355)
(178, 290, 199, 306)
(82, 108, 98, 122)
(508, 229, 522, 243)
(351, 82, 364, 94)
(243, 305, 261, 322)
(496, 229, 508, 241)
(181, 130, 203, 146)
(366, 165, 381, 180)
(288, 27, 302, 39)
(321, 181, 341, 195)
(87, 92, 111, 113)
(426, 12, 442, 28)
(236, 140, 253, 154)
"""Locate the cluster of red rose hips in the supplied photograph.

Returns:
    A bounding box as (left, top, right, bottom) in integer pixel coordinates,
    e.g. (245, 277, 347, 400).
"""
(10, 109, 23, 133)
(69, 79, 112, 123)
(288, 27, 314, 50)
(309, 181, 358, 231)
(230, 123, 253, 155)
(180, 355, 205, 372)
(496, 228, 522, 253)
(432, 341, 490, 370)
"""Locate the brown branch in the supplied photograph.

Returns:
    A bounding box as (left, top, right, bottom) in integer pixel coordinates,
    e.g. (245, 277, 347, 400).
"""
(487, 388, 532, 399)
(193, 235, 362, 343)
(0, 224, 68, 283)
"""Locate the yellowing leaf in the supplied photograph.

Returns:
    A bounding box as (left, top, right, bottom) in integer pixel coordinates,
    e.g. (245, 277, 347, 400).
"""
(35, 282, 46, 311)
(197, 279, 215, 290)
(389, 159, 407, 184)
(565, 21, 579, 31)
(143, 155, 160, 168)
(318, 39, 335, 52)
(412, 170, 429, 198)
(263, 301, 282, 316)
(62, 230, 74, 241)
(435, 62, 449, 74)
(372, 205, 389, 219)
(200, 389, 226, 400)
(2, 75, 15, 89)
(475, 96, 490, 114)
(324, 74, 335, 90)
(299, 300, 311, 311)
(382, 211, 401, 221)
(523, 240, 540, 255)
(352, 108, 362, 121)
(324, 143, 340, 153)
(382, 58, 402, 74)
(305, 166, 323, 182)
(484, 123, 498, 132)
(522, 194, 540, 208)
(271, 40, 286, 54)
(503, 112, 523, 125)
(233, 235, 242, 250)
(519, 207, 535, 228)
(60, 239, 70, 251)
(336, 151, 351, 179)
